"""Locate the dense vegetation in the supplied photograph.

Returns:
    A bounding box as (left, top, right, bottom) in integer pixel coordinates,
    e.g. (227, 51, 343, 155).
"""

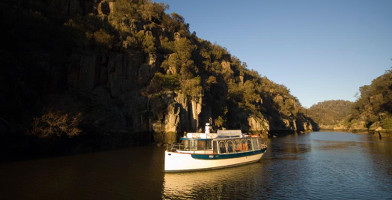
(348, 70, 392, 130)
(0, 0, 316, 159)
(307, 100, 353, 129)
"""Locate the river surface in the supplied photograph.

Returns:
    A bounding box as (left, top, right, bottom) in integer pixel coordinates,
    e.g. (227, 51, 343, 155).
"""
(1, 132, 391, 199)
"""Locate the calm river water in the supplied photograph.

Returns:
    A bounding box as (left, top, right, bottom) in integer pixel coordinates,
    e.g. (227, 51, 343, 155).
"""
(1, 132, 391, 199)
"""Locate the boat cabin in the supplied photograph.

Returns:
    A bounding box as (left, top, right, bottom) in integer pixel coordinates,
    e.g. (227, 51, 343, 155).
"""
(174, 124, 264, 154)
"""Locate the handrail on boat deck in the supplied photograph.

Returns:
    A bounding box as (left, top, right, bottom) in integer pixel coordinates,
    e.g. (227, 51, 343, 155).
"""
(166, 143, 208, 151)
(166, 141, 267, 153)
(166, 143, 213, 154)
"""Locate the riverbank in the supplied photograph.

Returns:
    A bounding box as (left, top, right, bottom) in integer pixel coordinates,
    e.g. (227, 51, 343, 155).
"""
(318, 129, 392, 138)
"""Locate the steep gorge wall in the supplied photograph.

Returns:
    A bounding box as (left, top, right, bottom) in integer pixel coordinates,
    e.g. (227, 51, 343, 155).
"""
(0, 0, 318, 150)
(39, 48, 316, 144)
(59, 50, 206, 144)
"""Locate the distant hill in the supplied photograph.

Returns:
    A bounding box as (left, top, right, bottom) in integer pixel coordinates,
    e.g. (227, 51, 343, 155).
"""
(0, 0, 317, 157)
(307, 100, 353, 129)
(307, 70, 392, 132)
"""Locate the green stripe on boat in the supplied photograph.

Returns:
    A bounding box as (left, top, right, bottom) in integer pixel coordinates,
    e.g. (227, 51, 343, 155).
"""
(191, 148, 266, 160)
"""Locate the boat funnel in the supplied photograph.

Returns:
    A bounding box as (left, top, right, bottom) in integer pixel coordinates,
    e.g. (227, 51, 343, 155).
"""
(205, 123, 210, 134)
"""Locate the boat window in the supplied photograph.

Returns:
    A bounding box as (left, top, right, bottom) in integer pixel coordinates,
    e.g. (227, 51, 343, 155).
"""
(257, 137, 262, 149)
(182, 140, 190, 150)
(213, 141, 218, 153)
(219, 141, 227, 153)
(197, 140, 207, 150)
(207, 140, 212, 149)
(234, 140, 241, 152)
(190, 140, 197, 150)
(247, 139, 252, 150)
(227, 141, 234, 153)
(242, 140, 247, 151)
(252, 138, 258, 150)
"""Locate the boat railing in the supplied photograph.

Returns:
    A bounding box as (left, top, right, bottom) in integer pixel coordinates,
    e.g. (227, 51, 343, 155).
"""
(166, 136, 267, 153)
(166, 143, 213, 154)
(166, 143, 184, 152)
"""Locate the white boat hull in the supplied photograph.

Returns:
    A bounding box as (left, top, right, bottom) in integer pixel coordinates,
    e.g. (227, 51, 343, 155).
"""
(165, 149, 266, 172)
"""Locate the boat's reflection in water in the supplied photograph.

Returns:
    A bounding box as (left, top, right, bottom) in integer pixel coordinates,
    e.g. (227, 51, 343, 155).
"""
(162, 162, 266, 199)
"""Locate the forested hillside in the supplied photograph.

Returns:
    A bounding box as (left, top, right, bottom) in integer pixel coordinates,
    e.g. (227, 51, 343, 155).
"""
(307, 100, 353, 129)
(0, 0, 317, 157)
(307, 70, 392, 132)
(348, 70, 392, 131)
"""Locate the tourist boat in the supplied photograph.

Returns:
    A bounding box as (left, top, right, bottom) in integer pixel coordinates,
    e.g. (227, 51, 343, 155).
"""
(164, 123, 267, 172)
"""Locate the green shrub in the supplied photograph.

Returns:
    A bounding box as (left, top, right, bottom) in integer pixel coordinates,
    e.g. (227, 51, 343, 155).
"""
(382, 116, 392, 130)
(142, 33, 156, 53)
(30, 111, 82, 138)
(147, 73, 180, 95)
(180, 76, 202, 97)
(93, 29, 114, 48)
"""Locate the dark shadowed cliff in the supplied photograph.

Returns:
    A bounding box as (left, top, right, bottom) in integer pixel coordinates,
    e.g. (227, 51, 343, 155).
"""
(0, 0, 317, 157)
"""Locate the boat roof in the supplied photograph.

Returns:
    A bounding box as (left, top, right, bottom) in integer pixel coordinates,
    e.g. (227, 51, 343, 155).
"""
(181, 130, 244, 140)
(217, 130, 242, 137)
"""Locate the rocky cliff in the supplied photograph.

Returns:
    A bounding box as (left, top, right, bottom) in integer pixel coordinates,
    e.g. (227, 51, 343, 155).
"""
(0, 0, 317, 154)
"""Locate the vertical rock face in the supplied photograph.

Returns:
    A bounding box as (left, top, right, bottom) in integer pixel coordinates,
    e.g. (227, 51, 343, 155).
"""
(68, 52, 144, 94)
(150, 92, 203, 143)
(152, 103, 180, 133)
(190, 98, 202, 131)
(247, 116, 269, 134)
(64, 51, 208, 144)
(66, 51, 155, 138)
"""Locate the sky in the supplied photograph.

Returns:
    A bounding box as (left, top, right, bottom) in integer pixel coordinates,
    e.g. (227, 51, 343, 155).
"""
(153, 0, 392, 108)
